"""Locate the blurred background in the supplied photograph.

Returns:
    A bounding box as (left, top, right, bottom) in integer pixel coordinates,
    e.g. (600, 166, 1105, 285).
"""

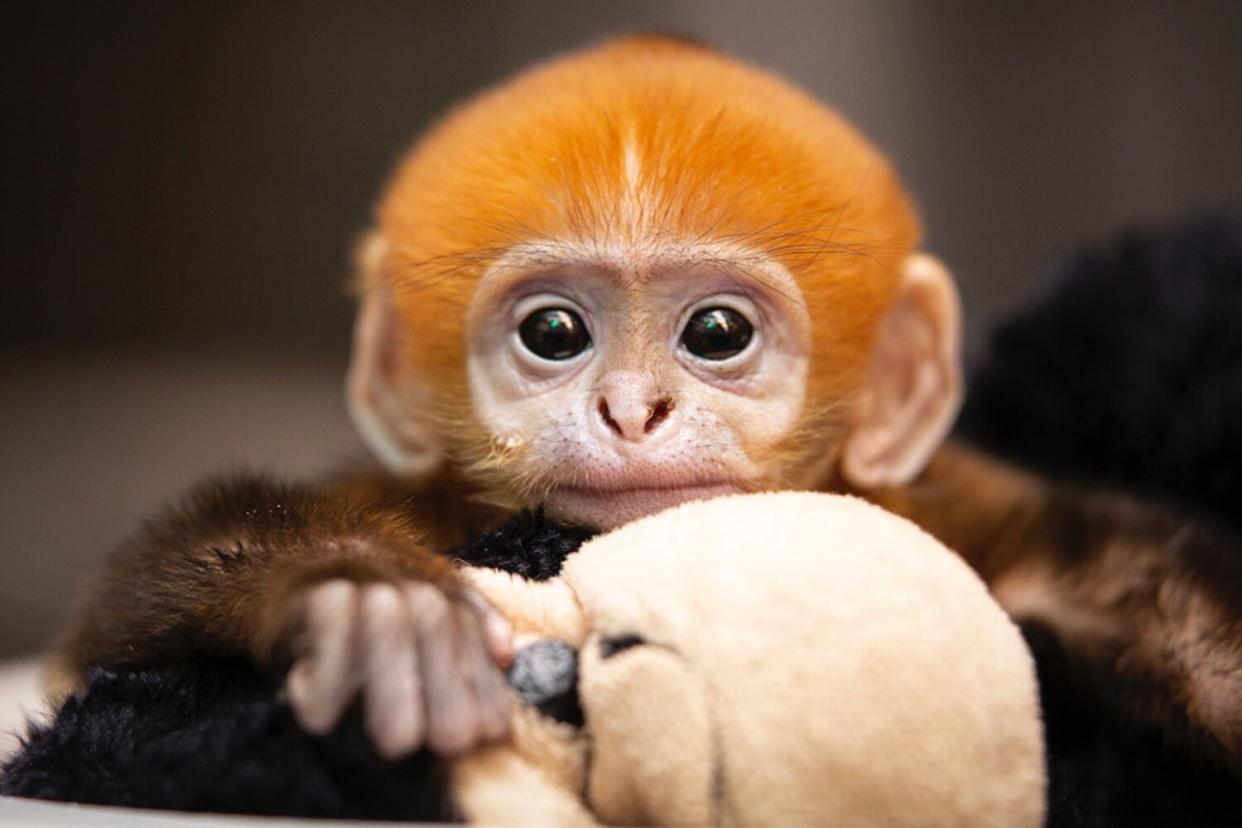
(4, 0, 1241, 658)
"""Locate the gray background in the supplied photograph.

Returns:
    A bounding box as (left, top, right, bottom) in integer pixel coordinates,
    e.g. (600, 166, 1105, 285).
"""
(4, 0, 1241, 657)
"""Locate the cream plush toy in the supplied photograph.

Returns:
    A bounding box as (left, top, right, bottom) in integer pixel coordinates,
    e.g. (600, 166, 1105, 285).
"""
(450, 492, 1046, 826)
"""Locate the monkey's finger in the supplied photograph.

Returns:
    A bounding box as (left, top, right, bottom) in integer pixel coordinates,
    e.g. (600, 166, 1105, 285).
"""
(286, 579, 360, 734)
(455, 601, 513, 742)
(463, 590, 515, 669)
(409, 584, 479, 755)
(360, 584, 424, 760)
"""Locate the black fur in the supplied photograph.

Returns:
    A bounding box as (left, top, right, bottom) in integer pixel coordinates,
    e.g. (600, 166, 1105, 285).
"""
(0, 658, 454, 820)
(1025, 624, 1242, 827)
(959, 210, 1242, 529)
(447, 508, 595, 581)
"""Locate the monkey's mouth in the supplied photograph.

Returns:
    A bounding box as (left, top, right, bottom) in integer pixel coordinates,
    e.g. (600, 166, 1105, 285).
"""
(546, 481, 742, 530)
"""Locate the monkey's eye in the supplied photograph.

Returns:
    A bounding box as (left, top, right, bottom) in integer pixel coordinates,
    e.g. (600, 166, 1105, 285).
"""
(518, 307, 592, 360)
(680, 307, 753, 360)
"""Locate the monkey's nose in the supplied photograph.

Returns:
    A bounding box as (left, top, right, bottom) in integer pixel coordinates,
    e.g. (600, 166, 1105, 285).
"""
(597, 396, 674, 442)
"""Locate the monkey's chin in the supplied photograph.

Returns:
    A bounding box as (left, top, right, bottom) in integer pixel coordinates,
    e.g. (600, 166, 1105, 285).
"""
(545, 483, 742, 530)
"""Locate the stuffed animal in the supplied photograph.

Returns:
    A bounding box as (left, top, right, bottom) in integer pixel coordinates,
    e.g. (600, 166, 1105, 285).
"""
(450, 491, 1046, 826)
(1, 490, 1044, 825)
(0, 490, 1045, 825)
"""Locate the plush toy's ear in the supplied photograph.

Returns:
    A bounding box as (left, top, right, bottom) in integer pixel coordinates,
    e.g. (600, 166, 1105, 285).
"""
(346, 233, 445, 477)
(841, 253, 963, 488)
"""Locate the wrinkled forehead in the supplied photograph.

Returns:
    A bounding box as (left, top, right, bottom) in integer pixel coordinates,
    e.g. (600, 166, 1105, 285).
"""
(465, 238, 808, 315)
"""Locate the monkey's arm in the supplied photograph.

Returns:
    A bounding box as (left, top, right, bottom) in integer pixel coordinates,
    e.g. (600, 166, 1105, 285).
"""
(53, 473, 512, 758)
(873, 442, 1242, 767)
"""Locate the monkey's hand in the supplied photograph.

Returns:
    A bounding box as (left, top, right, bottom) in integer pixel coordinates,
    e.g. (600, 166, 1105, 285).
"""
(278, 577, 514, 759)
(56, 475, 517, 762)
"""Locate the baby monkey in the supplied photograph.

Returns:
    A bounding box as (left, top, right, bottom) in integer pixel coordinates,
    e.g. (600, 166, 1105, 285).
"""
(57, 36, 1242, 767)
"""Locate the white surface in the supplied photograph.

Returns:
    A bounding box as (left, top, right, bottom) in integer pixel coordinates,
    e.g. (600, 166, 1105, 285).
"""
(0, 797, 422, 826)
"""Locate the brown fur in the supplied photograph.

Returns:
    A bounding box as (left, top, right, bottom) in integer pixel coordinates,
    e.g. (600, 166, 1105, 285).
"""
(54, 473, 485, 686)
(871, 442, 1242, 766)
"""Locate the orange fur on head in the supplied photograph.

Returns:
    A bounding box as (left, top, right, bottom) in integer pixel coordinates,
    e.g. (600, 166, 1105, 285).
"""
(366, 34, 921, 492)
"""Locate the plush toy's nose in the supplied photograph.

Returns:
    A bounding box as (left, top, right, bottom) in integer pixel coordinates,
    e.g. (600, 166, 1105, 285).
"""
(507, 639, 583, 727)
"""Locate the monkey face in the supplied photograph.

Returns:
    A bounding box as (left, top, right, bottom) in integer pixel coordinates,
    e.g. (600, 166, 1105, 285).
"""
(347, 37, 963, 525)
(463, 243, 813, 528)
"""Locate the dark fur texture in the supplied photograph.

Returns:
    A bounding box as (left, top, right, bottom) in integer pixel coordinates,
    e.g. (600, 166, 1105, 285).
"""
(960, 210, 1242, 529)
(876, 441, 1242, 772)
(0, 659, 454, 820)
(1028, 624, 1242, 827)
(447, 508, 595, 581)
(53, 473, 466, 682)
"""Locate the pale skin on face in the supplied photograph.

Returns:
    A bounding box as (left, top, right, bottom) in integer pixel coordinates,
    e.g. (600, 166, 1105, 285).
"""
(351, 238, 961, 511)
(465, 240, 815, 529)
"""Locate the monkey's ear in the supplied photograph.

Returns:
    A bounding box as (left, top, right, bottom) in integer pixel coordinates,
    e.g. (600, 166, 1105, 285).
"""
(346, 233, 445, 477)
(841, 253, 963, 489)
